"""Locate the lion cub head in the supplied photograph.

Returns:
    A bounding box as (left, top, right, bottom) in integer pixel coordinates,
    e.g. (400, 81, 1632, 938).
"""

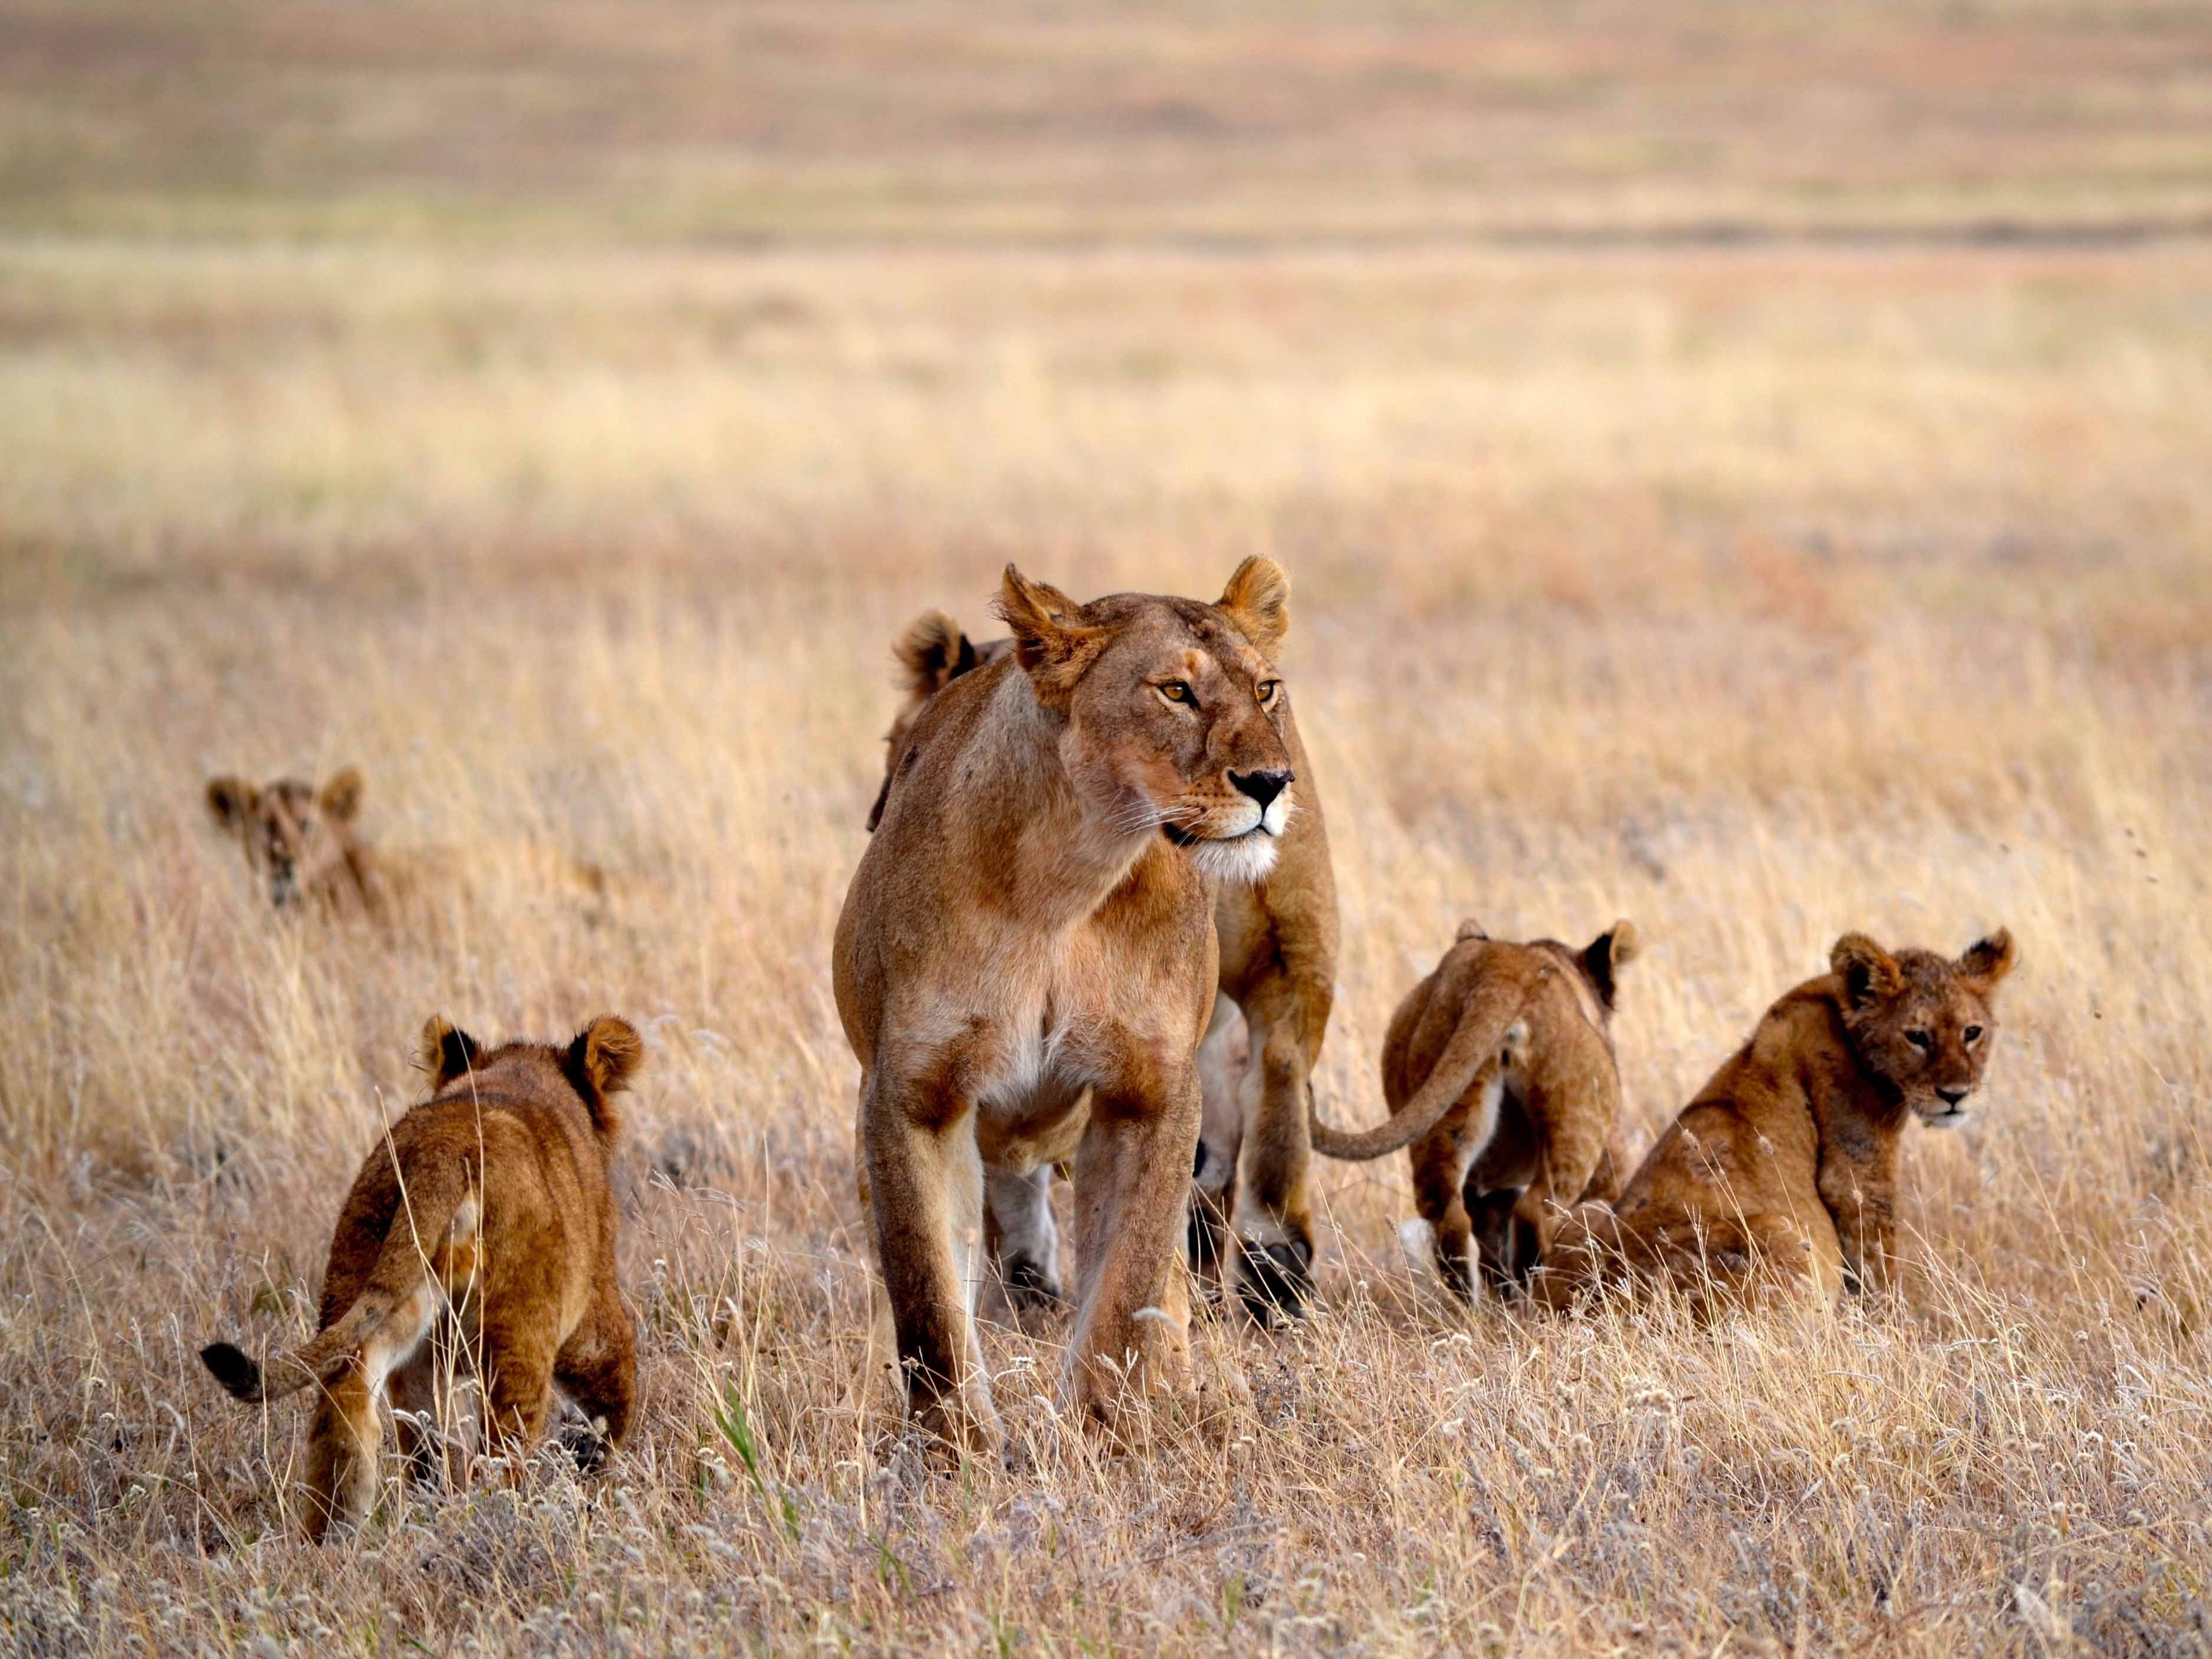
(1832, 928, 2016, 1126)
(996, 557, 1298, 883)
(205, 768, 366, 909)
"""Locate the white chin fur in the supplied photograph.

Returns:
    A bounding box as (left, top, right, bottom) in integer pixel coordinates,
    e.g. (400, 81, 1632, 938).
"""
(1190, 830, 1281, 884)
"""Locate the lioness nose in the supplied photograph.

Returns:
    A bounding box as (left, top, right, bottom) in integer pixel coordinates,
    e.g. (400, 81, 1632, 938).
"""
(1937, 1085, 1970, 1106)
(1230, 768, 1293, 809)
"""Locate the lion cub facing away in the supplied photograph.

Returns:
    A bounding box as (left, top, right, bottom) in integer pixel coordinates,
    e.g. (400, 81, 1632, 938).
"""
(200, 1015, 643, 1540)
(1309, 919, 1639, 1300)
(1534, 929, 2014, 1311)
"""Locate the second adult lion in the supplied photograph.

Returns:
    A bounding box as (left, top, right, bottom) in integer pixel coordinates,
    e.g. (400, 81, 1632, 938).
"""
(836, 560, 1302, 1449)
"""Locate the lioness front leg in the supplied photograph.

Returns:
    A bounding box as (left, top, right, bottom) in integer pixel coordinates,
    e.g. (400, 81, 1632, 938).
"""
(1232, 988, 1323, 1323)
(862, 1082, 1000, 1455)
(1188, 992, 1244, 1295)
(1064, 1072, 1202, 1427)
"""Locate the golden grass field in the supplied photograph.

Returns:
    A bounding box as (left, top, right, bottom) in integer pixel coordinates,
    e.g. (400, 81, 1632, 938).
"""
(5, 2, 2212, 1653)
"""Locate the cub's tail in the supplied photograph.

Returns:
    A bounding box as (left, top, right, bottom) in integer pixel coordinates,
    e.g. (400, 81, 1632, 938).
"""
(1309, 967, 1549, 1161)
(199, 1155, 474, 1405)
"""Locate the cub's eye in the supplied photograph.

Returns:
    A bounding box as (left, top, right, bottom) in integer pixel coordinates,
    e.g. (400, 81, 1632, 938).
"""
(1156, 681, 1196, 707)
(1905, 1030, 1933, 1052)
(1256, 679, 1280, 705)
(1964, 1024, 1984, 1044)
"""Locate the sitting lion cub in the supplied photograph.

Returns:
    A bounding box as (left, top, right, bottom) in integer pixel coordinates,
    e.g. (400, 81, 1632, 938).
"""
(1533, 929, 2014, 1310)
(200, 1014, 643, 1540)
(1364, 919, 1642, 1300)
(206, 767, 616, 924)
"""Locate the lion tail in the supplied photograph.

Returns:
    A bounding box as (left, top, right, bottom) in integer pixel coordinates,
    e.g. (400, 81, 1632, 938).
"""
(201, 1157, 474, 1405)
(1309, 968, 1547, 1162)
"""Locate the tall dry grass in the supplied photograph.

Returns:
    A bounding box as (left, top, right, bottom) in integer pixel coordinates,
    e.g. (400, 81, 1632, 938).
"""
(3, 234, 2210, 1651)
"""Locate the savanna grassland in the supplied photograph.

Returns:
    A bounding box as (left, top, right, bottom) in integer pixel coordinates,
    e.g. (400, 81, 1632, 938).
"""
(4, 3, 2212, 1653)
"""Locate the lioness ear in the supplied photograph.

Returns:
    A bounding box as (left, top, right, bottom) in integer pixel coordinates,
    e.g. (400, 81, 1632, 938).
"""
(1830, 932, 1901, 1008)
(1582, 919, 1641, 1010)
(1217, 556, 1290, 656)
(419, 1015, 482, 1090)
(1957, 928, 2016, 989)
(566, 1015, 645, 1101)
(318, 768, 363, 823)
(206, 776, 258, 829)
(892, 611, 980, 701)
(994, 564, 1107, 710)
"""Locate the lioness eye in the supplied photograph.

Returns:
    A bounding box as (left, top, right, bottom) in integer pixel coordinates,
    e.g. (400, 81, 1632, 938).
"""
(1905, 1030, 1933, 1052)
(1257, 679, 1280, 704)
(1964, 1024, 1983, 1043)
(1158, 681, 1195, 706)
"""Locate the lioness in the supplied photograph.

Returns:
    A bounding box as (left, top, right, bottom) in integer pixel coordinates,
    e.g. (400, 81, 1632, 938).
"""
(200, 1014, 642, 1539)
(866, 594, 1340, 1324)
(1332, 919, 1640, 1300)
(836, 560, 1297, 1449)
(1533, 929, 2015, 1310)
(205, 767, 609, 919)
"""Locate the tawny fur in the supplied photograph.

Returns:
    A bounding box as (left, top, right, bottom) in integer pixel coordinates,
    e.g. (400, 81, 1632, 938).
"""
(865, 582, 1340, 1323)
(199, 1014, 643, 1540)
(1354, 918, 1641, 1300)
(1533, 929, 2015, 1313)
(205, 767, 610, 920)
(836, 560, 1300, 1451)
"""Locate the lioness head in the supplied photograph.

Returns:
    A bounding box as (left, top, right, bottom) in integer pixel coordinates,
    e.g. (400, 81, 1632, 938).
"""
(995, 557, 1299, 882)
(205, 768, 364, 909)
(1831, 928, 2016, 1126)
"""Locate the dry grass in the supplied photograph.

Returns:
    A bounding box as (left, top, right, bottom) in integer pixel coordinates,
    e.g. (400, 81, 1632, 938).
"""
(6, 4, 2212, 1653)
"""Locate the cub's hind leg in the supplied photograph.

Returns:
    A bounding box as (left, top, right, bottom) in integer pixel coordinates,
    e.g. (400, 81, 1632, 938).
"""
(554, 1280, 637, 1471)
(1408, 1110, 1480, 1302)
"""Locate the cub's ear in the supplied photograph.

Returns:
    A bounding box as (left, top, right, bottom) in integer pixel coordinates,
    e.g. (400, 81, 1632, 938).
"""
(1455, 917, 1489, 942)
(1830, 932, 1902, 1008)
(1581, 919, 1641, 1010)
(994, 564, 1107, 711)
(318, 768, 363, 823)
(1957, 928, 2016, 989)
(206, 776, 258, 829)
(1217, 556, 1290, 657)
(419, 1015, 482, 1090)
(568, 1014, 645, 1099)
(892, 611, 980, 701)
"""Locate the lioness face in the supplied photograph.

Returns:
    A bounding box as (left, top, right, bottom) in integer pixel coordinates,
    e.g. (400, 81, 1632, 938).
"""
(1833, 929, 2015, 1126)
(205, 770, 363, 909)
(1000, 560, 1299, 884)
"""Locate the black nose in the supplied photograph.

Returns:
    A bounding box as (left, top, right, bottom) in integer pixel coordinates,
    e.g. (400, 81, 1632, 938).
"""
(1229, 768, 1292, 810)
(1937, 1086, 1970, 1106)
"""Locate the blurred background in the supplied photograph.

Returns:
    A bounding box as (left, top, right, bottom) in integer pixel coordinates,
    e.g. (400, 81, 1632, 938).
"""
(4, 3, 2210, 1650)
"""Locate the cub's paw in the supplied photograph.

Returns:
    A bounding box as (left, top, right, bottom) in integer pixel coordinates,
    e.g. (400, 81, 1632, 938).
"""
(1001, 1253, 1066, 1313)
(1237, 1238, 1315, 1327)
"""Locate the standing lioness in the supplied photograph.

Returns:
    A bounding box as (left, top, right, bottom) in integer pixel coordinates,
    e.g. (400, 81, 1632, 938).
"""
(836, 560, 1297, 1450)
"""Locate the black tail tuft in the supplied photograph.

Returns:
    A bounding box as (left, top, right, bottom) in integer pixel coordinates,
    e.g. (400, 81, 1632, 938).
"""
(200, 1341, 264, 1402)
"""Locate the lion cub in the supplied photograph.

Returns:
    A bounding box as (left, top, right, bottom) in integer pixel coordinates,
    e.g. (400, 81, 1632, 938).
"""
(1534, 929, 2014, 1311)
(200, 1015, 642, 1540)
(205, 767, 610, 918)
(1389, 920, 1641, 1300)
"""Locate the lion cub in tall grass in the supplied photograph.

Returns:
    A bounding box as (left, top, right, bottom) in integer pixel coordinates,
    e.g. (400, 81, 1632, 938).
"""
(1534, 929, 2014, 1312)
(205, 767, 609, 919)
(200, 1015, 642, 1540)
(1308, 918, 1639, 1299)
